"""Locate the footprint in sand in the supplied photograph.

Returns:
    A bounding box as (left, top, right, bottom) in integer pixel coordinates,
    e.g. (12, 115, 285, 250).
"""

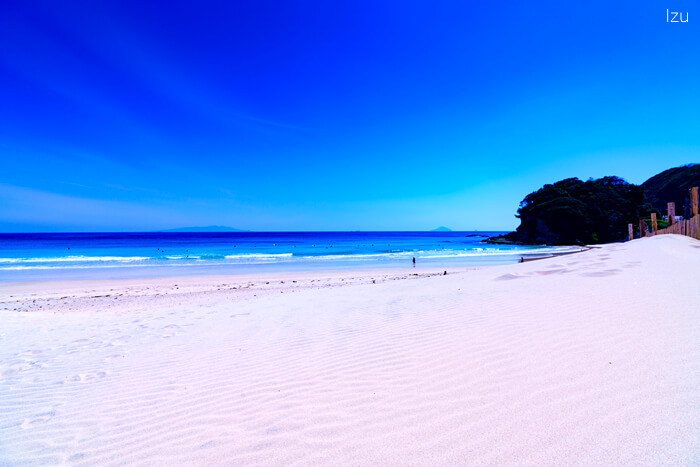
(534, 269, 566, 275)
(1, 361, 35, 378)
(69, 371, 108, 383)
(1, 367, 20, 378)
(21, 410, 55, 429)
(197, 440, 217, 450)
(111, 336, 131, 346)
(161, 324, 183, 338)
(580, 269, 623, 277)
(495, 273, 525, 281)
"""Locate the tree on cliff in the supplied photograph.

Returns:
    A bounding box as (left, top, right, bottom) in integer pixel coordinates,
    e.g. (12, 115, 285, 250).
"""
(642, 164, 700, 219)
(510, 176, 652, 245)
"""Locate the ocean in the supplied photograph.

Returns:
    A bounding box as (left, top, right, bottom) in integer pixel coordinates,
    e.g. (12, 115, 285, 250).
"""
(0, 232, 579, 282)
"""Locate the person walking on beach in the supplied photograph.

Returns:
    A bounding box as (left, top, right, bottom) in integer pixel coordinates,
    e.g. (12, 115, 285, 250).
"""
(412, 257, 416, 267)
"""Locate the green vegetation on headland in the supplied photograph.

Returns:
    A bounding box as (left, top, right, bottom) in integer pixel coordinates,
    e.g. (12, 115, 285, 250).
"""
(642, 164, 700, 216)
(485, 164, 699, 246)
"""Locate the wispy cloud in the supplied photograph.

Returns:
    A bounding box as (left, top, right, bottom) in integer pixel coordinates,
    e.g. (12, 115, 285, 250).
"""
(0, 184, 188, 231)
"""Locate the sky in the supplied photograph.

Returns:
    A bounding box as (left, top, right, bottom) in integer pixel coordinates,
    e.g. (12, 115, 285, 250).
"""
(0, 0, 698, 232)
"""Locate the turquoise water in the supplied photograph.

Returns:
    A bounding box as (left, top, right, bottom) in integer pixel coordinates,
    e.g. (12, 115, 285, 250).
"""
(0, 232, 578, 281)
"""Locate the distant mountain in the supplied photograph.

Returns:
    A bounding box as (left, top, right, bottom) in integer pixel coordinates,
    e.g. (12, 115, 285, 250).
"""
(432, 226, 452, 231)
(642, 164, 700, 217)
(159, 226, 249, 232)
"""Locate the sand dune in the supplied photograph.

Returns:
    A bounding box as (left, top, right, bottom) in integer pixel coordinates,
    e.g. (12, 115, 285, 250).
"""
(1, 235, 698, 465)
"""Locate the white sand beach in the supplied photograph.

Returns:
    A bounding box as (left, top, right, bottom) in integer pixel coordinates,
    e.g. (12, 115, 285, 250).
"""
(1, 234, 698, 465)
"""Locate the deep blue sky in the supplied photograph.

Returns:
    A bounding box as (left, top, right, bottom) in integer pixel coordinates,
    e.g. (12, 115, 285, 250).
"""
(1, 1, 697, 232)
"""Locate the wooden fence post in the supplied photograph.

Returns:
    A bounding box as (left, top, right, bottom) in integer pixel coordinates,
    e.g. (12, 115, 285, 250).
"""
(691, 217, 695, 239)
(668, 202, 675, 225)
(651, 212, 658, 232)
(691, 186, 699, 217)
(639, 219, 645, 237)
(628, 223, 633, 241)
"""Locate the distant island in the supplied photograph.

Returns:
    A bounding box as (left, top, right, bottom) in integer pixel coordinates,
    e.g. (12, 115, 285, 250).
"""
(432, 226, 452, 231)
(159, 226, 250, 232)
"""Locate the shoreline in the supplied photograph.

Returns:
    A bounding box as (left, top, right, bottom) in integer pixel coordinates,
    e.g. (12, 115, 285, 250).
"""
(0, 266, 476, 313)
(0, 246, 586, 285)
(0, 246, 591, 307)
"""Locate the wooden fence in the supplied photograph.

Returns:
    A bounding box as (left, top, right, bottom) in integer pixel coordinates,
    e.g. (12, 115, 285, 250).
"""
(633, 186, 700, 241)
(647, 214, 700, 240)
